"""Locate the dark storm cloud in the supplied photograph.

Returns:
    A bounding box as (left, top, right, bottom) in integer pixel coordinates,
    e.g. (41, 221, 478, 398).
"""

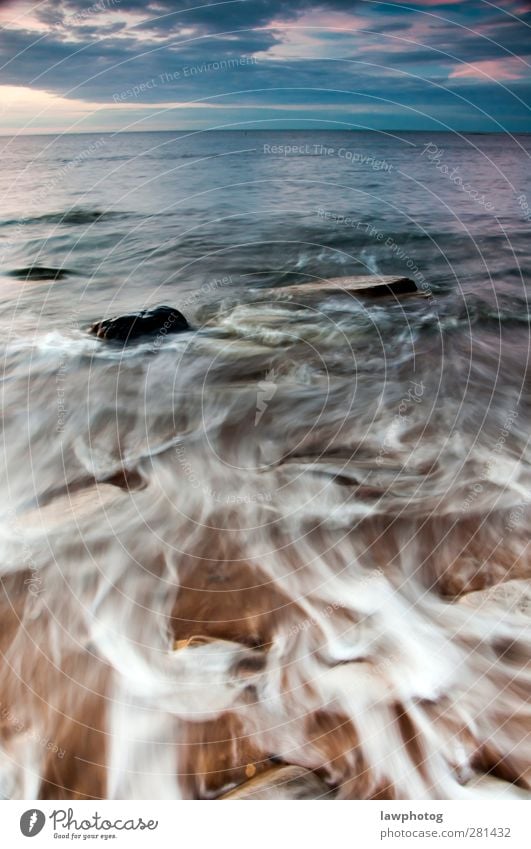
(36, 0, 357, 29)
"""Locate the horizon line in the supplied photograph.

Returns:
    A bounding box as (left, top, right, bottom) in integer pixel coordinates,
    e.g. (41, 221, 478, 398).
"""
(1, 128, 530, 138)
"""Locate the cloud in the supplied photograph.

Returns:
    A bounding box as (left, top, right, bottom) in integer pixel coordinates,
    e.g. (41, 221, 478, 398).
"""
(0, 83, 106, 132)
(449, 57, 529, 82)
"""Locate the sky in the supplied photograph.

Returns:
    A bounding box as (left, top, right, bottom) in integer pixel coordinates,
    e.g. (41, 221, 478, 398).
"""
(0, 0, 530, 134)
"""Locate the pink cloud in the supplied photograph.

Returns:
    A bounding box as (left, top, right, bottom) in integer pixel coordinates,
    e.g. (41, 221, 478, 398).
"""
(449, 58, 528, 81)
(257, 10, 372, 59)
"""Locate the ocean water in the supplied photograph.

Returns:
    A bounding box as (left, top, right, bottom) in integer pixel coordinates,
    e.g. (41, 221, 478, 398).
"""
(1, 129, 530, 330)
(0, 130, 530, 800)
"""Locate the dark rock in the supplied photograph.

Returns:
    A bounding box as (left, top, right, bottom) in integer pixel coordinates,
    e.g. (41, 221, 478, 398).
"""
(8, 266, 71, 281)
(88, 305, 190, 342)
(265, 275, 423, 298)
(104, 467, 146, 490)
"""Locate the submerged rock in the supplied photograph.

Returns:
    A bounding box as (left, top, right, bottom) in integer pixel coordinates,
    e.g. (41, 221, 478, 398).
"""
(89, 304, 190, 342)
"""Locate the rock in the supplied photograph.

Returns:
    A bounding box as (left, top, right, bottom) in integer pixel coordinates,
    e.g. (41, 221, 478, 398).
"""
(458, 579, 531, 618)
(264, 275, 422, 298)
(88, 305, 190, 342)
(219, 764, 335, 800)
(8, 266, 70, 281)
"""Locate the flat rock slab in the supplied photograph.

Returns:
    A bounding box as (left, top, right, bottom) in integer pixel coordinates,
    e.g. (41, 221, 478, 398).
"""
(220, 764, 334, 800)
(458, 579, 531, 617)
(264, 275, 421, 298)
(17, 483, 122, 530)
